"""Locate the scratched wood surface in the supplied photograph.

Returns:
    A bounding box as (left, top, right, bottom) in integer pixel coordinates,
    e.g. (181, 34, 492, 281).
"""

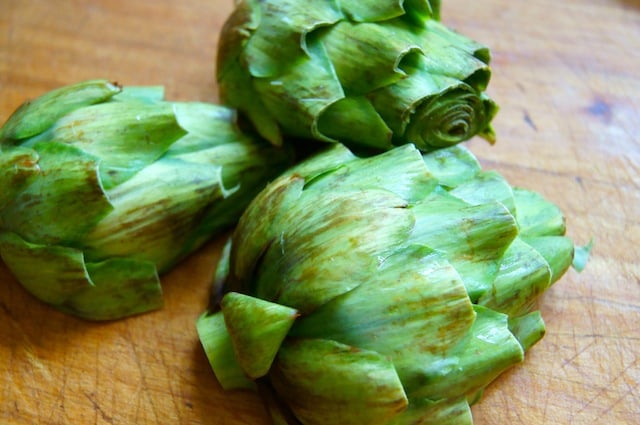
(0, 0, 638, 424)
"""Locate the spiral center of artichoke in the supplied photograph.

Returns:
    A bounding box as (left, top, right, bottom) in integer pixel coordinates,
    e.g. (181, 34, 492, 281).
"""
(406, 88, 484, 151)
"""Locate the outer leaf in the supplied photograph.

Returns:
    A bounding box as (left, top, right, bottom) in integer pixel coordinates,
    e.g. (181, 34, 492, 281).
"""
(82, 157, 226, 271)
(217, 0, 283, 145)
(0, 147, 39, 210)
(0, 80, 120, 144)
(415, 20, 491, 89)
(227, 174, 307, 296)
(196, 311, 256, 391)
(317, 96, 393, 150)
(509, 311, 546, 352)
(409, 306, 524, 400)
(421, 145, 481, 188)
(0, 232, 163, 320)
(112, 85, 165, 103)
(253, 36, 344, 142)
(255, 187, 415, 311)
(243, 0, 343, 78)
(300, 144, 436, 204)
(477, 237, 552, 317)
(513, 188, 566, 237)
(221, 292, 299, 379)
(290, 245, 476, 390)
(0, 232, 93, 305)
(321, 20, 418, 95)
(270, 338, 408, 425)
(26, 101, 186, 189)
(409, 191, 518, 300)
(522, 236, 575, 285)
(449, 170, 515, 216)
(339, 0, 407, 22)
(390, 396, 473, 425)
(63, 258, 163, 320)
(0, 142, 113, 245)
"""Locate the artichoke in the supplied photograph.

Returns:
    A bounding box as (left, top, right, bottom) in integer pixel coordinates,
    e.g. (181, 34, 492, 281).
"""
(197, 143, 585, 424)
(217, 0, 497, 152)
(0, 80, 290, 320)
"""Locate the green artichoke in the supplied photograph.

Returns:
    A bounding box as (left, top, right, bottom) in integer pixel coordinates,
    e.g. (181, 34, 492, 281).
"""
(0, 80, 290, 320)
(217, 0, 497, 152)
(197, 143, 585, 424)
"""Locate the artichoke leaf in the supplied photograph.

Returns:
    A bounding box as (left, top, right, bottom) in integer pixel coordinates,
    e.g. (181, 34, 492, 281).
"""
(62, 257, 162, 321)
(389, 396, 473, 425)
(111, 85, 165, 103)
(409, 305, 524, 400)
(477, 237, 552, 317)
(409, 191, 519, 300)
(421, 145, 481, 189)
(212, 238, 233, 308)
(0, 146, 40, 211)
(83, 157, 226, 272)
(216, 0, 260, 82)
(228, 175, 306, 295)
(321, 20, 421, 95)
(0, 80, 120, 144)
(196, 310, 256, 391)
(415, 20, 491, 90)
(254, 188, 415, 311)
(270, 338, 408, 425)
(221, 292, 299, 379)
(243, 0, 343, 78)
(172, 101, 240, 144)
(299, 143, 437, 204)
(0, 231, 94, 305)
(449, 170, 516, 216)
(508, 310, 546, 352)
(478, 94, 499, 143)
(290, 245, 476, 386)
(282, 143, 356, 180)
(253, 36, 344, 142)
(218, 45, 282, 145)
(512, 188, 567, 237)
(338, 0, 407, 22)
(317, 96, 393, 150)
(522, 236, 575, 285)
(216, 0, 284, 145)
(0, 142, 113, 245)
(406, 0, 441, 21)
(0, 232, 163, 320)
(25, 100, 186, 189)
(326, 0, 440, 27)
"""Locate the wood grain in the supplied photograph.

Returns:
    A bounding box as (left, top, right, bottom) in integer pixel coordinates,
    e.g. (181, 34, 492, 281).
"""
(1, 0, 638, 424)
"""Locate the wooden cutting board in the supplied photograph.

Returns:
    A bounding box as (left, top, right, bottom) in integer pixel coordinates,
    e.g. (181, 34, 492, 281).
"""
(1, 0, 638, 423)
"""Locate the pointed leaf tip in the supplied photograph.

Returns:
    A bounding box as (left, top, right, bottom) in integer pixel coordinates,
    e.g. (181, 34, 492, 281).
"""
(221, 292, 299, 379)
